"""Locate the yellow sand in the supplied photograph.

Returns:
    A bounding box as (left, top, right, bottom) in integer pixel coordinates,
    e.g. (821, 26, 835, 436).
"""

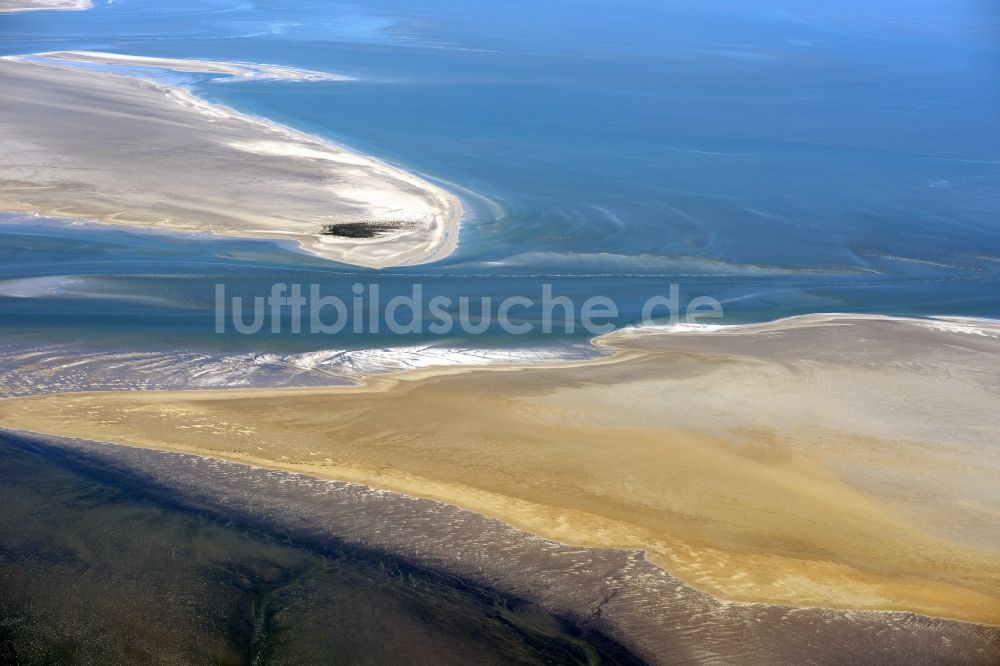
(2, 316, 999, 624)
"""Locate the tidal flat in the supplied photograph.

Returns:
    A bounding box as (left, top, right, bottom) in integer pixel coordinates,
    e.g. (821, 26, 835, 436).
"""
(0, 430, 996, 665)
(0, 431, 634, 665)
(5, 316, 998, 626)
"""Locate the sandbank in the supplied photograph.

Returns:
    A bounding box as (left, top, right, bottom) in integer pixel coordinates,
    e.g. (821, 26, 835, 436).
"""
(0, 56, 463, 268)
(27, 50, 351, 81)
(2, 314, 999, 624)
(0, 0, 90, 12)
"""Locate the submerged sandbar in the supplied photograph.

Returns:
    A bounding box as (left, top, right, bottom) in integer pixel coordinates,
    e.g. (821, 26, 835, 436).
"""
(0, 56, 462, 268)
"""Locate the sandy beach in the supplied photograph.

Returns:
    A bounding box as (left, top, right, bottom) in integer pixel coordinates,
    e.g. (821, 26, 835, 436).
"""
(2, 314, 999, 625)
(0, 56, 463, 268)
(0, 0, 90, 12)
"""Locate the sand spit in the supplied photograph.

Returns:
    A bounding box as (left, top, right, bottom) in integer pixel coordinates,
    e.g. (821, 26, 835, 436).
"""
(2, 314, 999, 627)
(5, 430, 998, 665)
(0, 57, 462, 268)
(0, 0, 90, 12)
(22, 50, 351, 82)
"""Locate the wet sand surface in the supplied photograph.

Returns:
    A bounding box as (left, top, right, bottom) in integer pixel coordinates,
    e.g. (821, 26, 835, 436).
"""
(0, 431, 633, 665)
(2, 315, 999, 633)
(2, 430, 997, 665)
(0, 57, 462, 267)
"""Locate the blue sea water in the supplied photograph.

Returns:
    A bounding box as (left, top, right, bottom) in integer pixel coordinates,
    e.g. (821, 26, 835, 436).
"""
(1, 0, 999, 357)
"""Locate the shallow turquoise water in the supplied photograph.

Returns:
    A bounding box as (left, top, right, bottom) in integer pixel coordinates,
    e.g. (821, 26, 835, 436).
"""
(1, 0, 999, 355)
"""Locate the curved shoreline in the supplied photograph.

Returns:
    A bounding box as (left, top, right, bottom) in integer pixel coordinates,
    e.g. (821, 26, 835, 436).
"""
(1, 312, 993, 397)
(598, 312, 1000, 342)
(2, 313, 1000, 628)
(0, 54, 464, 268)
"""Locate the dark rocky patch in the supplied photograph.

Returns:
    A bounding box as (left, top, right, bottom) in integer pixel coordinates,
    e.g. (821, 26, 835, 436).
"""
(320, 221, 405, 239)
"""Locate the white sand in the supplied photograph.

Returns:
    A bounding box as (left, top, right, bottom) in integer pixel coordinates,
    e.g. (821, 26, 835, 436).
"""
(0, 56, 463, 268)
(0, 0, 90, 12)
(27, 50, 351, 82)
